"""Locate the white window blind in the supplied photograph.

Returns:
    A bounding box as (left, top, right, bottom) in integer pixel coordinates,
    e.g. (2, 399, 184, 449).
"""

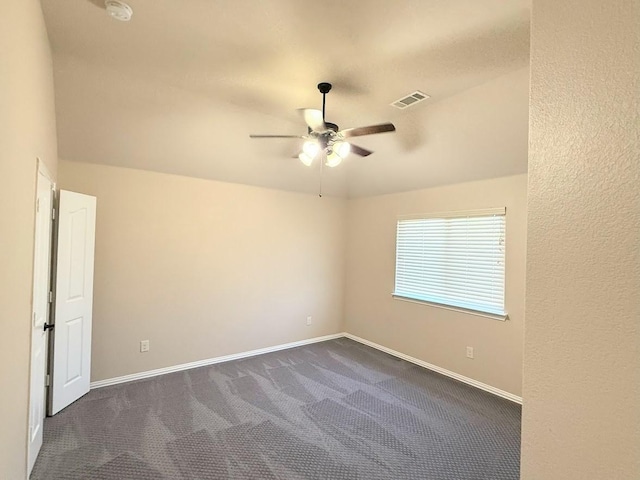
(393, 208, 506, 317)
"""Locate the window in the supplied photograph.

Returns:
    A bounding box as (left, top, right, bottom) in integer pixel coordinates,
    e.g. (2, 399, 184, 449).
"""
(393, 208, 506, 319)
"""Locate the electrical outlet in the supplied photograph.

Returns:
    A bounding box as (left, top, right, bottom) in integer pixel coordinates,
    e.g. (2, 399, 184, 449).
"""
(140, 340, 150, 353)
(466, 346, 474, 359)
(306, 316, 312, 326)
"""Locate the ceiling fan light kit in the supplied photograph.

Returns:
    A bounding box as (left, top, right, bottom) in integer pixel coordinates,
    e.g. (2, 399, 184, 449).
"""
(299, 138, 350, 167)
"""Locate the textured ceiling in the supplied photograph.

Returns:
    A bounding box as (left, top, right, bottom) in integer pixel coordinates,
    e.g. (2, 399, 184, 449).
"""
(41, 0, 530, 197)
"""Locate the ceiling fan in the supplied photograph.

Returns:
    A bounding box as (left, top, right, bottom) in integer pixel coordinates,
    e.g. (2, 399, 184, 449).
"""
(250, 82, 396, 168)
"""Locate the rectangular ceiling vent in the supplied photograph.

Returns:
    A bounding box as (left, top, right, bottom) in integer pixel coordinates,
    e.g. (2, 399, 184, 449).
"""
(391, 90, 430, 109)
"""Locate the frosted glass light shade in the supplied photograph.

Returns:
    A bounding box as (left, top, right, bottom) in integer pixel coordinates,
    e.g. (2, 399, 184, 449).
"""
(333, 141, 351, 158)
(325, 152, 343, 167)
(298, 152, 314, 166)
(302, 140, 320, 158)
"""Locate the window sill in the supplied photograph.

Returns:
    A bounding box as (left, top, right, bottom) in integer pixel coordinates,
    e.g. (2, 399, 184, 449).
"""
(391, 294, 509, 321)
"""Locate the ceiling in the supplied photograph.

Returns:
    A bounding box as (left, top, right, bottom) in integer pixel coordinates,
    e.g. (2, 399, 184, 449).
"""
(41, 0, 530, 197)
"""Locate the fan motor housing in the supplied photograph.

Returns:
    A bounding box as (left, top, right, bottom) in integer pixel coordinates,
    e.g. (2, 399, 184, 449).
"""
(324, 122, 339, 132)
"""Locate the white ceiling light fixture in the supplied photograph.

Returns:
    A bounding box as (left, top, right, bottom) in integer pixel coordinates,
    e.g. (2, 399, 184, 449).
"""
(105, 0, 133, 22)
(300, 139, 350, 168)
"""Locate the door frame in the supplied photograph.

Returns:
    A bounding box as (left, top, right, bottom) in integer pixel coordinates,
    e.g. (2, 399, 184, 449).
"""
(46, 181, 60, 417)
(27, 158, 55, 475)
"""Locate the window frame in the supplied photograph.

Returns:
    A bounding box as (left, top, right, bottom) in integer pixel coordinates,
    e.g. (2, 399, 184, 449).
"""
(392, 207, 508, 321)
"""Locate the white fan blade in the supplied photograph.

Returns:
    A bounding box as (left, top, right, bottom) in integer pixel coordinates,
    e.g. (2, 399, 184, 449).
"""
(299, 108, 326, 132)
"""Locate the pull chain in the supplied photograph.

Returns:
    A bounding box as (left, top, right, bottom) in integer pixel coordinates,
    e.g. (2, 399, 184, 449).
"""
(319, 152, 323, 197)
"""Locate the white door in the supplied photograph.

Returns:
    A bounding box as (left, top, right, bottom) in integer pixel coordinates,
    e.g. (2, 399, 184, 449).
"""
(50, 190, 96, 415)
(28, 166, 54, 474)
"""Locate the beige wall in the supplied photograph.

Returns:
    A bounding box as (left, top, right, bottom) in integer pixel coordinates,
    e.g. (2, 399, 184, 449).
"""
(0, 0, 58, 478)
(521, 1, 640, 479)
(58, 161, 347, 382)
(345, 174, 527, 397)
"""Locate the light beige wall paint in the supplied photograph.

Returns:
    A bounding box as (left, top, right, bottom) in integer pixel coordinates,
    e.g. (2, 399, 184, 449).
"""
(0, 0, 58, 478)
(521, 1, 640, 479)
(345, 174, 527, 396)
(58, 160, 347, 382)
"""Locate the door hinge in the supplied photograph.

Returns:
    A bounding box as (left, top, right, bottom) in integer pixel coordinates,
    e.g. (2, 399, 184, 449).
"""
(52, 207, 56, 220)
(45, 374, 50, 387)
(48, 291, 53, 303)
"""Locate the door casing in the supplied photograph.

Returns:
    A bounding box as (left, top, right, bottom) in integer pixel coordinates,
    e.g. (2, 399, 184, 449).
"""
(28, 159, 54, 475)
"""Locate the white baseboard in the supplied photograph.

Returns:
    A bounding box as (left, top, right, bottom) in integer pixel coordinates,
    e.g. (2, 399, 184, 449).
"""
(343, 333, 523, 404)
(90, 333, 344, 389)
(91, 331, 522, 405)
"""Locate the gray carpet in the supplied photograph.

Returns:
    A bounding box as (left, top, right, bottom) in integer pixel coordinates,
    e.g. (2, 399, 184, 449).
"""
(30, 338, 521, 479)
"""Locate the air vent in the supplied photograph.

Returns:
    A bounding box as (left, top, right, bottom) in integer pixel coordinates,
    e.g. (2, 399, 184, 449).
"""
(391, 91, 430, 109)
